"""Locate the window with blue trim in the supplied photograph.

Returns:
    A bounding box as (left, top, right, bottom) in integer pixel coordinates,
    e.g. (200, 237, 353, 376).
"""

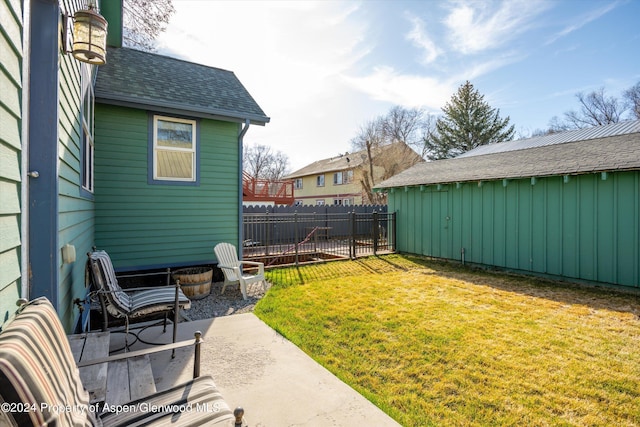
(152, 115, 198, 183)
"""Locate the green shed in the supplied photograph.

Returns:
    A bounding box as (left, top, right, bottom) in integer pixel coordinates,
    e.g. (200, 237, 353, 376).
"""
(377, 121, 640, 290)
(94, 47, 269, 271)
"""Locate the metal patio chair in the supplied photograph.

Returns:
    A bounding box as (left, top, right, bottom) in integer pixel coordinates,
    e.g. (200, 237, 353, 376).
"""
(86, 248, 191, 353)
(214, 242, 266, 299)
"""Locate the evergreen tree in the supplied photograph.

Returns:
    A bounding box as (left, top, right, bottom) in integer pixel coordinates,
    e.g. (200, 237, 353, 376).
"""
(425, 81, 515, 159)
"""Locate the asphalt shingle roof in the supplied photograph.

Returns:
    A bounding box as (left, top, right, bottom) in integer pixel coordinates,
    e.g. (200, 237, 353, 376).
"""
(376, 129, 640, 189)
(286, 152, 365, 178)
(286, 142, 422, 179)
(95, 47, 269, 124)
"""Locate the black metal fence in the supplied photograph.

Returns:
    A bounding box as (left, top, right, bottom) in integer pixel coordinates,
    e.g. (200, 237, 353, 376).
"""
(242, 210, 395, 267)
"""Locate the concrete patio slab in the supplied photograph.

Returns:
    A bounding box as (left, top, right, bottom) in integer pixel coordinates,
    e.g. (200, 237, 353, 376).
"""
(113, 314, 400, 426)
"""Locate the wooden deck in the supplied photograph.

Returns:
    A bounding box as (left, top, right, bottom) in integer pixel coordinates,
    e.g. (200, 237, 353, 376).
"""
(69, 331, 157, 407)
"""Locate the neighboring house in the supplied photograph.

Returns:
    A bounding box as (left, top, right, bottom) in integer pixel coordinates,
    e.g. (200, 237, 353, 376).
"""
(287, 142, 423, 206)
(376, 120, 640, 290)
(94, 47, 269, 271)
(0, 0, 268, 331)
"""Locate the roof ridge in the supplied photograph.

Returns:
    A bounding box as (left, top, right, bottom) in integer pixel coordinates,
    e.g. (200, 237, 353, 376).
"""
(458, 119, 640, 159)
(115, 46, 235, 74)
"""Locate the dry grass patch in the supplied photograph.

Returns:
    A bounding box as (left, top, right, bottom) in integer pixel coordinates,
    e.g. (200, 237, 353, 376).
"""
(256, 255, 640, 426)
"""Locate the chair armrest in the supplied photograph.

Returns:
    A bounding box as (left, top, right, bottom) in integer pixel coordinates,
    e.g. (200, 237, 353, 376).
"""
(78, 331, 205, 379)
(239, 261, 265, 275)
(239, 261, 263, 267)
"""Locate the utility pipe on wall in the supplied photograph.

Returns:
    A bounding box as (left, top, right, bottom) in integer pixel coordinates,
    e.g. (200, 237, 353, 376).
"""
(238, 119, 250, 256)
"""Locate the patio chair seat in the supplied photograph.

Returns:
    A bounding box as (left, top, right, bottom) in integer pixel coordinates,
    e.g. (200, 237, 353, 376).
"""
(87, 249, 191, 351)
(214, 242, 267, 300)
(0, 297, 234, 427)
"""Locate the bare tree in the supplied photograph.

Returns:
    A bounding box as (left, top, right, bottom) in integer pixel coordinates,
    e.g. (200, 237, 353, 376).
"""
(381, 106, 424, 144)
(351, 119, 385, 204)
(243, 143, 290, 181)
(416, 114, 438, 158)
(623, 82, 640, 120)
(265, 151, 290, 181)
(350, 116, 424, 204)
(123, 0, 175, 51)
(547, 116, 573, 134)
(562, 88, 626, 129)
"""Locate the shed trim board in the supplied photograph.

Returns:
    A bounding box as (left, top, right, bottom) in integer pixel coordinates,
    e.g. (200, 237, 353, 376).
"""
(389, 171, 640, 289)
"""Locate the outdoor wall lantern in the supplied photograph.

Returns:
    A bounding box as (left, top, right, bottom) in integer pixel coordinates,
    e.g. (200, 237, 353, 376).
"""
(71, 4, 108, 65)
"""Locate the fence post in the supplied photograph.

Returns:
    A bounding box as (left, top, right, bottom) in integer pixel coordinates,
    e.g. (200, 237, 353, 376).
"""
(313, 212, 317, 252)
(350, 211, 356, 260)
(373, 210, 378, 255)
(392, 211, 396, 252)
(265, 210, 270, 257)
(294, 212, 299, 266)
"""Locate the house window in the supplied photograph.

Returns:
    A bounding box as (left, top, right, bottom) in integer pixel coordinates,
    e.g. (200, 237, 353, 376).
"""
(345, 170, 354, 183)
(316, 199, 325, 206)
(333, 172, 343, 185)
(294, 178, 303, 189)
(333, 198, 353, 206)
(152, 115, 198, 183)
(81, 64, 94, 194)
(316, 174, 325, 187)
(294, 200, 303, 206)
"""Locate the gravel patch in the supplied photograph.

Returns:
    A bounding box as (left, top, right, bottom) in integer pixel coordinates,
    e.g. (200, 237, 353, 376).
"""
(181, 280, 267, 321)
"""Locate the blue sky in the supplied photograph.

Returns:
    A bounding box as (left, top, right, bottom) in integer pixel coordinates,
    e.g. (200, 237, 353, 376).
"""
(157, 0, 640, 171)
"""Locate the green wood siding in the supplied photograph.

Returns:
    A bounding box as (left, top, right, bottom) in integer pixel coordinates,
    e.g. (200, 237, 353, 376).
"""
(94, 104, 240, 271)
(390, 172, 640, 289)
(0, 0, 22, 323)
(58, 50, 87, 330)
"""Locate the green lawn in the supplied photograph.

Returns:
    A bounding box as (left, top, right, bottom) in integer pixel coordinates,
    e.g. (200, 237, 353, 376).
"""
(255, 254, 640, 426)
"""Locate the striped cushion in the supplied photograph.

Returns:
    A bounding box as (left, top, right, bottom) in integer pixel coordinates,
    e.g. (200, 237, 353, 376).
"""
(0, 298, 98, 427)
(88, 251, 191, 318)
(129, 288, 191, 317)
(90, 251, 132, 317)
(98, 375, 233, 426)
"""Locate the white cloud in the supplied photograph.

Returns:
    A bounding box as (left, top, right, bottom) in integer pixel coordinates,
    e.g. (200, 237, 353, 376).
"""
(343, 66, 454, 110)
(444, 0, 551, 54)
(156, 1, 374, 169)
(405, 14, 441, 64)
(546, 1, 620, 45)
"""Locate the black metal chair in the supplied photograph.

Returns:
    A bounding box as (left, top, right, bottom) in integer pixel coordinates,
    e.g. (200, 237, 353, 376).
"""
(86, 249, 191, 354)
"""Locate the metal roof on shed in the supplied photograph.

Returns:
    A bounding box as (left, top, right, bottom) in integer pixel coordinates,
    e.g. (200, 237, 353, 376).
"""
(458, 120, 640, 158)
(376, 122, 640, 189)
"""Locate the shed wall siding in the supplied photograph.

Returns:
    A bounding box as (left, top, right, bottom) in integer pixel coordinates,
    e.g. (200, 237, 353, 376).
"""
(94, 104, 240, 271)
(0, 0, 22, 323)
(390, 172, 640, 289)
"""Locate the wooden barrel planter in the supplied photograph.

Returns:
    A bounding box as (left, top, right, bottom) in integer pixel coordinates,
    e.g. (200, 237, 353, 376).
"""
(172, 267, 213, 300)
